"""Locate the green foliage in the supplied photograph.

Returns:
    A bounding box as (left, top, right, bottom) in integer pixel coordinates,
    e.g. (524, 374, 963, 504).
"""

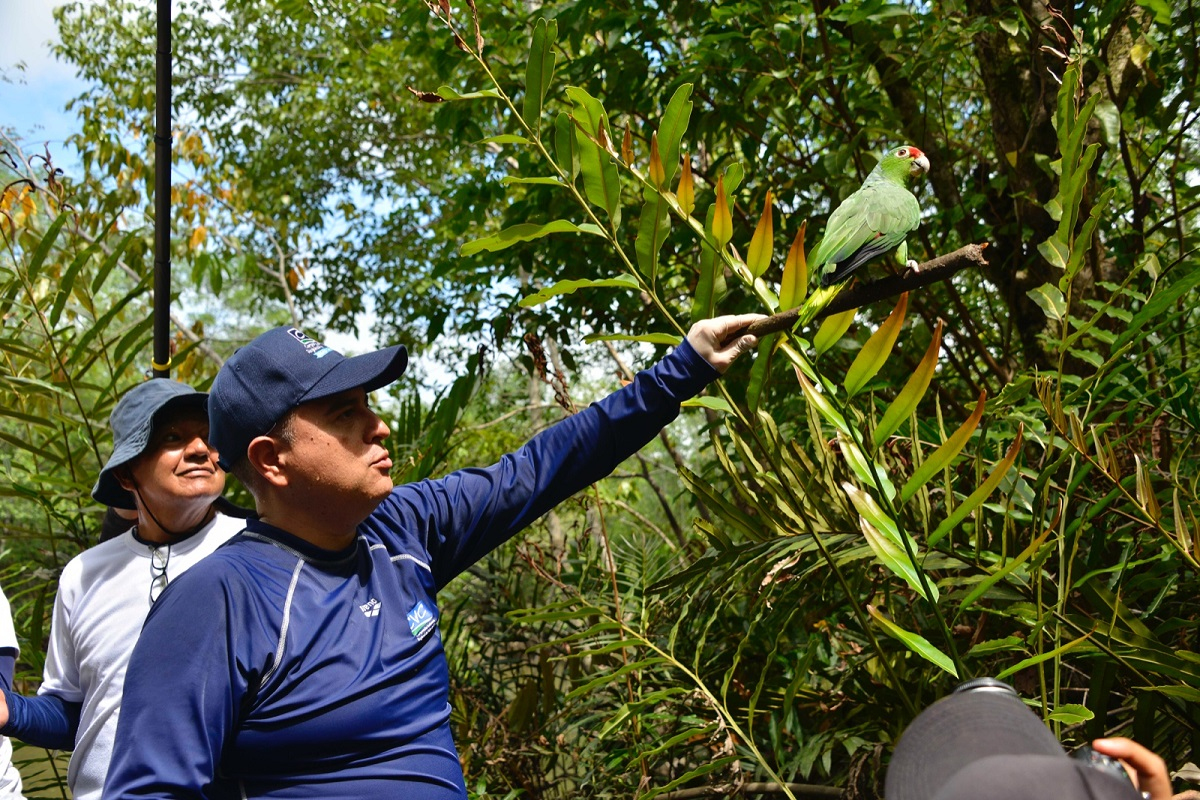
(408, 9, 1200, 796)
(0, 140, 210, 795)
(7, 0, 1199, 796)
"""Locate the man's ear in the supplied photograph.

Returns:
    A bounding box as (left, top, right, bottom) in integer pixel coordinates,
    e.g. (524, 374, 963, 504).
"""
(246, 436, 289, 489)
(114, 465, 136, 492)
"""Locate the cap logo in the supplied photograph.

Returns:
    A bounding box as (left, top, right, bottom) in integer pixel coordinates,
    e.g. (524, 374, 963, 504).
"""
(287, 328, 333, 359)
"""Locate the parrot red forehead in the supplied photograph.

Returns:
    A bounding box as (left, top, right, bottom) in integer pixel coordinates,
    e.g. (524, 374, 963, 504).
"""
(897, 146, 925, 159)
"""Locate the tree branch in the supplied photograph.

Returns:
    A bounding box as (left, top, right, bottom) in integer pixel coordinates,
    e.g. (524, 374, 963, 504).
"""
(739, 244, 989, 340)
(659, 781, 843, 799)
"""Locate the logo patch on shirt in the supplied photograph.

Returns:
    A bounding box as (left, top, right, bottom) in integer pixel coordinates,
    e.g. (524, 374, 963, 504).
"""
(406, 600, 437, 640)
(359, 598, 381, 618)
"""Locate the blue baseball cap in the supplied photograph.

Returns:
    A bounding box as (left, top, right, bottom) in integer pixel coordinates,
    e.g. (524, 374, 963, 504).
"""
(208, 326, 408, 470)
(92, 379, 209, 509)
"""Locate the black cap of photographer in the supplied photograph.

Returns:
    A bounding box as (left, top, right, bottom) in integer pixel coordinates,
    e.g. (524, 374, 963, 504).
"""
(886, 679, 1147, 800)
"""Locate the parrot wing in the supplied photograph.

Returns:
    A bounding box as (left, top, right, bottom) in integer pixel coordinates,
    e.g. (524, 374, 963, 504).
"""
(814, 182, 921, 287)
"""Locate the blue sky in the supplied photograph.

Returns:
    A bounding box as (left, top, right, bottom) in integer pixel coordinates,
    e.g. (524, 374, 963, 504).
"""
(0, 0, 88, 155)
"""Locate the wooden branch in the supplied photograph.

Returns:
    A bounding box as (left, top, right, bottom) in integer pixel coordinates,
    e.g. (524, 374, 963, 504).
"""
(739, 243, 989, 340)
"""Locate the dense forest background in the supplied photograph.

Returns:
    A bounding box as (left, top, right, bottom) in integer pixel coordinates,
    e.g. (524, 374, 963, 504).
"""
(2, 0, 1198, 797)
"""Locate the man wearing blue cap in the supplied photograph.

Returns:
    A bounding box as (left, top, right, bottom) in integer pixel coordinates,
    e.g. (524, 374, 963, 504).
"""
(103, 315, 761, 799)
(0, 380, 244, 800)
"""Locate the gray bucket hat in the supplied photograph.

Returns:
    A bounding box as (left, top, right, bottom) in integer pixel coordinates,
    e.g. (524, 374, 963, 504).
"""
(91, 379, 209, 510)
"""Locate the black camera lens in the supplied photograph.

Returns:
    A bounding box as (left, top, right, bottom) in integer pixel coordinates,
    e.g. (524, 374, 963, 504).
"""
(1072, 745, 1136, 787)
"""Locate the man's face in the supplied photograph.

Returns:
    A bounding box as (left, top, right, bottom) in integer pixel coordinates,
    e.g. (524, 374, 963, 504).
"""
(281, 387, 394, 512)
(125, 407, 225, 509)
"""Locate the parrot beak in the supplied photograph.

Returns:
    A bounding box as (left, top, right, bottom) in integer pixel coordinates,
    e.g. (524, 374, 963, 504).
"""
(911, 151, 930, 176)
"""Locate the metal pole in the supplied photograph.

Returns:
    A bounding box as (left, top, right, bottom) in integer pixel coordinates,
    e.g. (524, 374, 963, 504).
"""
(152, 0, 172, 378)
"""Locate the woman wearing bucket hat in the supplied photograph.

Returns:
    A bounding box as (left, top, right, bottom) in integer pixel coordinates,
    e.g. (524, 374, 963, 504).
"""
(0, 379, 247, 800)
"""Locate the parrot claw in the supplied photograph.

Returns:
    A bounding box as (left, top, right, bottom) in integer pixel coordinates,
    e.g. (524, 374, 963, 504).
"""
(906, 259, 920, 272)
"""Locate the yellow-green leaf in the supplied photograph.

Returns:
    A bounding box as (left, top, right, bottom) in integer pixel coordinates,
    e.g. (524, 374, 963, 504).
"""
(928, 426, 1024, 546)
(1027, 282, 1067, 322)
(869, 606, 958, 677)
(959, 504, 1057, 610)
(843, 292, 907, 397)
(519, 274, 640, 308)
(1135, 455, 1161, 523)
(522, 18, 557, 132)
(746, 190, 774, 279)
(859, 518, 933, 602)
(711, 174, 732, 248)
(901, 389, 986, 503)
(676, 156, 695, 217)
(648, 133, 665, 188)
(657, 84, 693, 188)
(875, 318, 943, 447)
(461, 220, 603, 256)
(796, 371, 850, 435)
(779, 222, 808, 311)
(995, 634, 1090, 680)
(813, 307, 855, 356)
(1047, 704, 1094, 725)
(843, 482, 900, 546)
(566, 86, 622, 228)
(839, 434, 897, 502)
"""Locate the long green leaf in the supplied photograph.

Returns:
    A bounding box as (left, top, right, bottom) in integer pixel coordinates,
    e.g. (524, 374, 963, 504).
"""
(995, 634, 1090, 680)
(434, 86, 502, 101)
(566, 86, 622, 227)
(500, 176, 562, 186)
(519, 274, 640, 308)
(874, 319, 943, 447)
(553, 111, 578, 179)
(859, 517, 935, 602)
(795, 371, 850, 435)
(928, 426, 1023, 546)
(641, 757, 741, 800)
(901, 390, 987, 503)
(959, 505, 1058, 611)
(869, 606, 957, 677)
(839, 433, 897, 501)
(679, 465, 766, 542)
(1113, 265, 1200, 351)
(564, 656, 669, 700)
(657, 84, 693, 187)
(844, 292, 907, 397)
(745, 334, 774, 413)
(49, 234, 109, 327)
(813, 307, 855, 356)
(522, 18, 557, 133)
(690, 205, 719, 324)
(460, 220, 603, 256)
(69, 277, 150, 367)
(634, 192, 670, 284)
(26, 212, 69, 288)
(581, 332, 681, 345)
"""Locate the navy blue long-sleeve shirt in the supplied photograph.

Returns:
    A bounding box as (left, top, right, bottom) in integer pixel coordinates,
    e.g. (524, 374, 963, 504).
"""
(103, 341, 717, 799)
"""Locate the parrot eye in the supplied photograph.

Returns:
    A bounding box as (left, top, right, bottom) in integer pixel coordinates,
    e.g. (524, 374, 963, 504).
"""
(896, 147, 909, 158)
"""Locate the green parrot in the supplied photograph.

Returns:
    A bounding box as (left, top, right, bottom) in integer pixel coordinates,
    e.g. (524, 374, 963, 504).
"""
(811, 145, 930, 288)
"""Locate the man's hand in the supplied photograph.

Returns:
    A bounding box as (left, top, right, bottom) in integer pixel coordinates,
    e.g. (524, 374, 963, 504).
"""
(1092, 737, 1172, 800)
(0, 687, 9, 729)
(686, 314, 766, 374)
